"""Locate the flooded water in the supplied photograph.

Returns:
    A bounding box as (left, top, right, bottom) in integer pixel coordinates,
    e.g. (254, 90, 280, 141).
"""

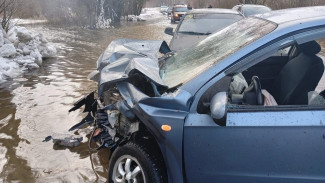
(0, 16, 175, 183)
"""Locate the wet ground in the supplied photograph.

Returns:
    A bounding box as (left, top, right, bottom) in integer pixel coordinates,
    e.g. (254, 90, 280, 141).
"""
(0, 15, 175, 183)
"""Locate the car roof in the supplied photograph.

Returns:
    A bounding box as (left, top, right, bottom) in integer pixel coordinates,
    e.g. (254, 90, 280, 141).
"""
(254, 6, 325, 24)
(234, 4, 271, 8)
(173, 5, 187, 8)
(187, 8, 242, 15)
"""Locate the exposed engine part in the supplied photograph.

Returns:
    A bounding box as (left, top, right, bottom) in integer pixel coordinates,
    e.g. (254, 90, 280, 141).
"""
(68, 82, 145, 151)
(66, 88, 140, 152)
(102, 88, 120, 106)
(116, 100, 136, 120)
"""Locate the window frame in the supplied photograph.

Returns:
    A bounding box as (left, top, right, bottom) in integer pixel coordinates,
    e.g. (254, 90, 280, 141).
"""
(191, 25, 325, 114)
(226, 29, 325, 112)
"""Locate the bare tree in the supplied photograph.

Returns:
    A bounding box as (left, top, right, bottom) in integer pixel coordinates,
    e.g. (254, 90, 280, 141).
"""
(15, 0, 42, 19)
(0, 0, 19, 32)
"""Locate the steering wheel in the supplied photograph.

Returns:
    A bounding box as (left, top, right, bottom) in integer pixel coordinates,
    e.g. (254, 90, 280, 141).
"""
(244, 76, 264, 105)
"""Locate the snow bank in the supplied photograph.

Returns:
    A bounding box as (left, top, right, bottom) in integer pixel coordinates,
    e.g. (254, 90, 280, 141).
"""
(0, 57, 21, 81)
(12, 19, 48, 25)
(0, 44, 16, 57)
(127, 7, 165, 21)
(0, 23, 57, 83)
(16, 27, 33, 42)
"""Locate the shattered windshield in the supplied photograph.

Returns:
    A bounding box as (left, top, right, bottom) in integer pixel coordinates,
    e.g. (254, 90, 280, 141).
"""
(160, 18, 277, 88)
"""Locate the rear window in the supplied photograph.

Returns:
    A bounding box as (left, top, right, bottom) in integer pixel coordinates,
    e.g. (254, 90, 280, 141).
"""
(174, 7, 188, 12)
(178, 13, 243, 35)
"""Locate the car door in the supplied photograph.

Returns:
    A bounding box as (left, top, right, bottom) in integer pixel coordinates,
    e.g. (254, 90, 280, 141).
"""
(184, 106, 325, 183)
(183, 31, 325, 182)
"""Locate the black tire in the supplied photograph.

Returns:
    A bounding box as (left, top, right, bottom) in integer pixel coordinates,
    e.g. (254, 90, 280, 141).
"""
(108, 141, 167, 183)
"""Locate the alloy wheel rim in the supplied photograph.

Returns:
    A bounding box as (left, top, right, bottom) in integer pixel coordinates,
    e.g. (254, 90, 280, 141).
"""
(112, 155, 146, 183)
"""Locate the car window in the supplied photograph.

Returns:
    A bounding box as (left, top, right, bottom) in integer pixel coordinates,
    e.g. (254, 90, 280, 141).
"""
(160, 18, 277, 88)
(177, 14, 243, 35)
(242, 6, 271, 16)
(278, 46, 291, 56)
(273, 46, 292, 56)
(174, 7, 188, 12)
(227, 39, 325, 107)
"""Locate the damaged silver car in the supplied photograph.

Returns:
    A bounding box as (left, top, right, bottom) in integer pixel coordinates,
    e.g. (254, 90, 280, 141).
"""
(70, 7, 325, 183)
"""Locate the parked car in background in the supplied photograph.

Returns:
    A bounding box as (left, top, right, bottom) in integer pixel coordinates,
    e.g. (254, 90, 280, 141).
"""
(232, 4, 272, 16)
(171, 5, 189, 23)
(160, 6, 169, 13)
(71, 6, 325, 183)
(165, 9, 244, 51)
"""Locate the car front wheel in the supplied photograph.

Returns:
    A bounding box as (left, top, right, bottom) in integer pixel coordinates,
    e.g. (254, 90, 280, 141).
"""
(108, 142, 166, 183)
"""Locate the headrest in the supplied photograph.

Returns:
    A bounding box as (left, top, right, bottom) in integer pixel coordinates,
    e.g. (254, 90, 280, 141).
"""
(299, 40, 321, 55)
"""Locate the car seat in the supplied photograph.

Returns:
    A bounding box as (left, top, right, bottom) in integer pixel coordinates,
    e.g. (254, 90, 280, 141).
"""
(271, 40, 324, 105)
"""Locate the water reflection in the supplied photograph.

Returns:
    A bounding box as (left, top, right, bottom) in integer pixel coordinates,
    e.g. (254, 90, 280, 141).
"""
(0, 16, 174, 182)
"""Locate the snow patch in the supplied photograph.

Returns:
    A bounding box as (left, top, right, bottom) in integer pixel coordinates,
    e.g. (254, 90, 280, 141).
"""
(30, 50, 42, 65)
(127, 8, 165, 21)
(12, 19, 48, 25)
(0, 30, 4, 46)
(0, 114, 12, 129)
(0, 57, 21, 81)
(0, 22, 57, 83)
(38, 44, 57, 58)
(16, 26, 33, 43)
(0, 145, 8, 173)
(0, 133, 12, 139)
(7, 26, 18, 44)
(0, 44, 16, 57)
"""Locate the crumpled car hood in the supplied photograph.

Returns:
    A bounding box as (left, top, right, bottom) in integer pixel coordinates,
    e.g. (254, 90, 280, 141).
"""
(94, 39, 171, 96)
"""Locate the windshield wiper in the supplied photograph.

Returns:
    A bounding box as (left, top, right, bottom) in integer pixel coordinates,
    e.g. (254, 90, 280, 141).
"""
(178, 31, 210, 35)
(166, 83, 183, 93)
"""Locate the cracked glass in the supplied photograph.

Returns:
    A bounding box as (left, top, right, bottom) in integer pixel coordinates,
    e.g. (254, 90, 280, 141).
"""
(160, 18, 277, 88)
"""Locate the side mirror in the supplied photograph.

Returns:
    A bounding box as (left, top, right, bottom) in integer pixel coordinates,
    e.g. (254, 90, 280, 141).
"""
(210, 92, 227, 125)
(164, 27, 174, 36)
